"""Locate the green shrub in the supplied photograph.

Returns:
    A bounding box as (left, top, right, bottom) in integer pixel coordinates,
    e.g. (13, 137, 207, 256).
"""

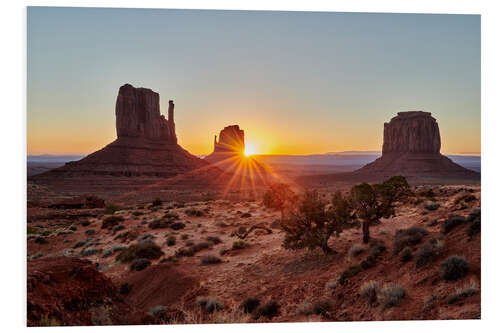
(348, 244, 365, 258)
(369, 239, 387, 258)
(467, 209, 481, 239)
(312, 300, 332, 316)
(359, 281, 379, 304)
(102, 244, 126, 258)
(414, 238, 444, 268)
(166, 235, 176, 246)
(175, 247, 195, 257)
(232, 240, 249, 250)
(116, 242, 163, 262)
(163, 211, 179, 220)
(196, 296, 223, 313)
(442, 215, 466, 234)
(152, 198, 163, 207)
(130, 258, 151, 271)
(254, 301, 280, 319)
(191, 241, 211, 252)
(80, 247, 99, 256)
(241, 297, 260, 314)
(149, 218, 172, 229)
(380, 283, 407, 309)
(418, 189, 435, 198)
(400, 247, 413, 262)
(424, 201, 440, 211)
(206, 236, 222, 244)
(170, 222, 185, 230)
(149, 305, 167, 320)
(454, 194, 476, 204)
(119, 283, 131, 295)
(73, 240, 87, 248)
(423, 294, 437, 310)
(338, 265, 362, 285)
(440, 256, 469, 281)
(393, 227, 428, 255)
(200, 255, 222, 265)
(101, 215, 124, 229)
(325, 279, 337, 294)
(34, 237, 48, 244)
(446, 279, 478, 304)
(104, 205, 121, 215)
(185, 208, 204, 216)
(30, 252, 44, 260)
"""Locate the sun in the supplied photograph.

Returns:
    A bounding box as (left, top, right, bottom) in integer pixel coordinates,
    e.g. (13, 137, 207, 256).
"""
(244, 144, 256, 156)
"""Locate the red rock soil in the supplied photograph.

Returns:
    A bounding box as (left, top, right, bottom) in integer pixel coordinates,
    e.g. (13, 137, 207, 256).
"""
(27, 185, 480, 325)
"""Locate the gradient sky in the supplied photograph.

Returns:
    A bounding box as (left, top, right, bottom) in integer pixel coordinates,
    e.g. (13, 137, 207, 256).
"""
(27, 7, 480, 156)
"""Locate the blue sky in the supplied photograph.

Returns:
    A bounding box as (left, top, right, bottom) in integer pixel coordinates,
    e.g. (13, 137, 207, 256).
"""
(27, 7, 480, 155)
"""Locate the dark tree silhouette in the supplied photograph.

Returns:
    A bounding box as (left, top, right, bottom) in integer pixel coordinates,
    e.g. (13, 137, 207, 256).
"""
(350, 176, 412, 243)
(263, 183, 298, 221)
(280, 190, 357, 254)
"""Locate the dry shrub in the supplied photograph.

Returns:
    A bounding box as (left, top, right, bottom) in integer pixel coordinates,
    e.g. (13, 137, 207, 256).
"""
(101, 215, 124, 229)
(447, 279, 478, 304)
(241, 297, 260, 314)
(442, 215, 466, 234)
(359, 281, 379, 304)
(348, 244, 366, 258)
(414, 237, 444, 268)
(200, 255, 222, 265)
(380, 283, 407, 309)
(116, 241, 163, 262)
(393, 227, 428, 255)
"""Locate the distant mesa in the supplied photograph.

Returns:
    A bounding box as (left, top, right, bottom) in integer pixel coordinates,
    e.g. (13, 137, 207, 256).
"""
(34, 83, 207, 178)
(204, 125, 245, 164)
(354, 111, 479, 178)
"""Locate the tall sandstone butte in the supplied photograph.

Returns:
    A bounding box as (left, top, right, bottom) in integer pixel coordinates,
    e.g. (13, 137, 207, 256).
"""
(355, 111, 479, 178)
(204, 125, 245, 164)
(37, 83, 207, 178)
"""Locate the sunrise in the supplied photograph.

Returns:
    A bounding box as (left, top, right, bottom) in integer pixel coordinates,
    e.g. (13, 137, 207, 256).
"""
(26, 6, 481, 327)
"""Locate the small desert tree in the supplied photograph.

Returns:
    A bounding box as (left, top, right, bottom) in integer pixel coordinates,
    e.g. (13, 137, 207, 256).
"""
(280, 190, 356, 254)
(350, 176, 412, 244)
(263, 183, 298, 221)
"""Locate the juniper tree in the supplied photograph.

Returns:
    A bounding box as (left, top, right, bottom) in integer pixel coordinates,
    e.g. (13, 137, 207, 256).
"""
(280, 190, 356, 254)
(263, 183, 298, 221)
(350, 176, 412, 244)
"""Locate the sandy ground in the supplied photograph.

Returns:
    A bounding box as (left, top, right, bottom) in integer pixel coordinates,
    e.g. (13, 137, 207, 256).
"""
(27, 184, 481, 323)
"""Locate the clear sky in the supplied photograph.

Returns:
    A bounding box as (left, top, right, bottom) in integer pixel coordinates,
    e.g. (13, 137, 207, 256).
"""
(27, 7, 480, 156)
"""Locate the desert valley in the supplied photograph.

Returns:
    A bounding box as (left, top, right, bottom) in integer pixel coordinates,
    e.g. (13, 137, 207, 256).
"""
(26, 84, 481, 326)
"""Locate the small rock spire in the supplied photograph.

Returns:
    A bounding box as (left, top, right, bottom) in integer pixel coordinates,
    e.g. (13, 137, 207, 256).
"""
(168, 100, 174, 123)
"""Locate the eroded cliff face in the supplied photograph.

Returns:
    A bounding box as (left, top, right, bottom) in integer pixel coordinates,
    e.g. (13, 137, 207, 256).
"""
(115, 84, 176, 143)
(382, 111, 440, 154)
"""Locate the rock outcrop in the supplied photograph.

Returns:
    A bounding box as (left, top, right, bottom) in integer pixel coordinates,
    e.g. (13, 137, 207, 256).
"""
(115, 84, 176, 142)
(382, 111, 440, 154)
(34, 84, 208, 178)
(204, 125, 245, 164)
(213, 125, 245, 153)
(354, 111, 479, 179)
(27, 257, 153, 326)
